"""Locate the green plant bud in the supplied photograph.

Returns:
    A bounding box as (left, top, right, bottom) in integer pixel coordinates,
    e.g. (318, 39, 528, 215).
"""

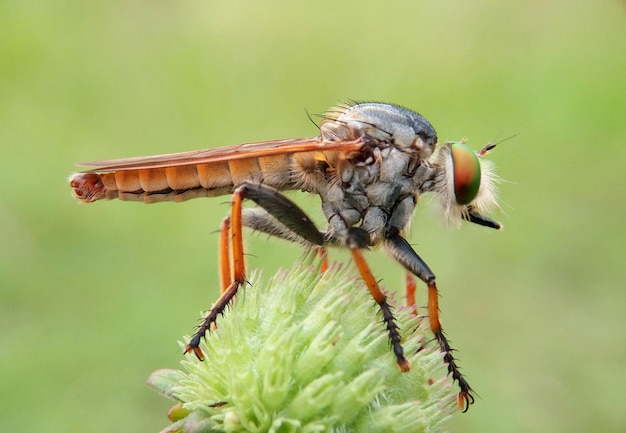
(149, 254, 456, 432)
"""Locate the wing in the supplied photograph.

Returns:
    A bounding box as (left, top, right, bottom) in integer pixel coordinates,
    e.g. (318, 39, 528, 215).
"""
(76, 137, 364, 172)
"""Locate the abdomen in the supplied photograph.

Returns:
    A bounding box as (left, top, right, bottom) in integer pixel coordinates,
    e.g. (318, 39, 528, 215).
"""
(70, 154, 297, 204)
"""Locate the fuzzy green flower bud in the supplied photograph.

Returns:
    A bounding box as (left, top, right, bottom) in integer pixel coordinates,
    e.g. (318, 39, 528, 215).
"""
(148, 254, 456, 432)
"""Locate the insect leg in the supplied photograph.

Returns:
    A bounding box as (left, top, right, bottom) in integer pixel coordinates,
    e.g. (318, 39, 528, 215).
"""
(185, 187, 247, 360)
(241, 208, 318, 246)
(186, 182, 325, 360)
(241, 206, 330, 273)
(203, 217, 232, 333)
(346, 227, 411, 372)
(219, 217, 231, 293)
(405, 273, 418, 316)
(238, 183, 325, 246)
(317, 248, 329, 273)
(384, 227, 475, 412)
(241, 206, 329, 273)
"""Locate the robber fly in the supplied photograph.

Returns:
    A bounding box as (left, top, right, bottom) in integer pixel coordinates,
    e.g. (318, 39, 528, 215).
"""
(70, 102, 501, 411)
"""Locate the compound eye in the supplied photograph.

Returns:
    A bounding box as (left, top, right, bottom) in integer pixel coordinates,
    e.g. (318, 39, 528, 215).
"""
(451, 142, 481, 204)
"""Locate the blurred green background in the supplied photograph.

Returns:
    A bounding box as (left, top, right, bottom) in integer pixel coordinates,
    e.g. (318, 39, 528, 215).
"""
(1, 1, 624, 432)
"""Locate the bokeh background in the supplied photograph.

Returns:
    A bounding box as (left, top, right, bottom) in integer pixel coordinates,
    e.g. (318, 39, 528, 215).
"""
(1, 1, 624, 432)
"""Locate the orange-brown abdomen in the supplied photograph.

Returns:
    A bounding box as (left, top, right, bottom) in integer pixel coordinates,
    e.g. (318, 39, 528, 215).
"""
(70, 154, 299, 204)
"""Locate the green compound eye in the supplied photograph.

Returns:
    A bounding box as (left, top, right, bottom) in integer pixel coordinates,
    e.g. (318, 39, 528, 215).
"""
(451, 142, 481, 205)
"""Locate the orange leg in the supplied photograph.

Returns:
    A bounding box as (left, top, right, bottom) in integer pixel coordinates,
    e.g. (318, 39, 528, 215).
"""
(350, 246, 410, 372)
(208, 217, 234, 332)
(426, 280, 475, 412)
(186, 182, 324, 360)
(317, 247, 329, 273)
(185, 188, 247, 360)
(230, 188, 246, 284)
(219, 217, 231, 294)
(405, 273, 418, 316)
(384, 229, 475, 412)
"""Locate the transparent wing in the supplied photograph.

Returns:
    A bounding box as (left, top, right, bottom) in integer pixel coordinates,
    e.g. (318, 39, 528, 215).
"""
(77, 137, 364, 172)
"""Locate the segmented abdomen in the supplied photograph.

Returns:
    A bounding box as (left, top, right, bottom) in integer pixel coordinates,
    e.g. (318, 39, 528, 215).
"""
(70, 154, 299, 204)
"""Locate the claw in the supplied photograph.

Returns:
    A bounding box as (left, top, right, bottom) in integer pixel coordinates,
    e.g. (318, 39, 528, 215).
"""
(397, 358, 412, 373)
(184, 338, 206, 361)
(456, 389, 475, 412)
